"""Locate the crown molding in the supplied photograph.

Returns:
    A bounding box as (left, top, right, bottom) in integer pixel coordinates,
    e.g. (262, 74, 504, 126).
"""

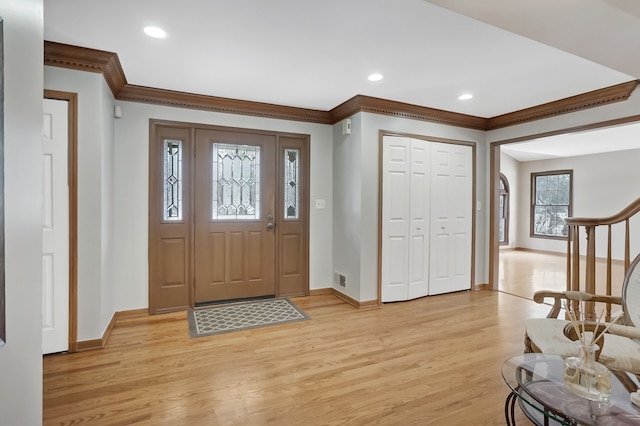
(331, 95, 487, 130)
(44, 41, 127, 98)
(118, 85, 333, 124)
(44, 41, 639, 130)
(486, 80, 640, 130)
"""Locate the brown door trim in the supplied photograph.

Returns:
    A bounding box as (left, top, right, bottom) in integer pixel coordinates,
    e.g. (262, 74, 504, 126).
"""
(44, 90, 78, 352)
(275, 134, 310, 298)
(149, 120, 310, 311)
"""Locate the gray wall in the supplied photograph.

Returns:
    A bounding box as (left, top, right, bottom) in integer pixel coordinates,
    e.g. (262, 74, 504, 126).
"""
(332, 115, 363, 301)
(0, 1, 45, 424)
(42, 63, 640, 343)
(509, 147, 640, 259)
(44, 66, 117, 341)
(500, 152, 520, 248)
(110, 100, 335, 312)
(45, 66, 335, 337)
(4, 3, 640, 422)
(332, 113, 486, 302)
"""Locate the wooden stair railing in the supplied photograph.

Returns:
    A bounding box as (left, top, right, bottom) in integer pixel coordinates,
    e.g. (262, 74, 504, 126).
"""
(565, 196, 640, 321)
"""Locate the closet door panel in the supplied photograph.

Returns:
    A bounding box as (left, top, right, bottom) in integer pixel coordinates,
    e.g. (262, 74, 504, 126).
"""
(409, 235, 426, 295)
(386, 236, 409, 299)
(454, 232, 469, 277)
(450, 146, 473, 290)
(382, 136, 411, 302)
(429, 142, 472, 295)
(408, 138, 429, 300)
(431, 232, 450, 279)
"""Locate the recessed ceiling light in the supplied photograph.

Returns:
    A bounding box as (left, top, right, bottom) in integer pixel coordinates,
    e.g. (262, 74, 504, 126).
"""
(458, 93, 473, 101)
(144, 26, 167, 39)
(368, 73, 384, 82)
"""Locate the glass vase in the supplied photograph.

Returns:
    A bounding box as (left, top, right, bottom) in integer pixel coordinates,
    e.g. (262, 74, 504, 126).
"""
(563, 344, 611, 402)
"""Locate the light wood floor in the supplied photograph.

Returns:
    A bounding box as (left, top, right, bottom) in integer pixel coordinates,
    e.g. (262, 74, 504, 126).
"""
(43, 291, 552, 425)
(498, 249, 626, 301)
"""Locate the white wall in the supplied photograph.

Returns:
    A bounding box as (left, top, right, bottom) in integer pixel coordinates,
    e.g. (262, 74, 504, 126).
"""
(100, 79, 116, 334)
(331, 112, 486, 302)
(332, 115, 362, 301)
(0, 1, 44, 424)
(42, 54, 640, 337)
(514, 148, 640, 259)
(112, 101, 334, 312)
(500, 152, 519, 248)
(44, 66, 117, 341)
(44, 67, 333, 335)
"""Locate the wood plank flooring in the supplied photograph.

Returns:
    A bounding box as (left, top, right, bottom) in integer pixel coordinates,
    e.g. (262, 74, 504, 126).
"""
(43, 291, 552, 425)
(498, 249, 625, 301)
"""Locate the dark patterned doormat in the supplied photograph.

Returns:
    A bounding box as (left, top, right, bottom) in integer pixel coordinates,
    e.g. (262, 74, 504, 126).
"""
(187, 297, 310, 338)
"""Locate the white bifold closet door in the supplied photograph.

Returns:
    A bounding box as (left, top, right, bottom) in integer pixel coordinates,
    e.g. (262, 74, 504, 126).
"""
(428, 143, 473, 295)
(381, 136, 430, 302)
(381, 136, 472, 302)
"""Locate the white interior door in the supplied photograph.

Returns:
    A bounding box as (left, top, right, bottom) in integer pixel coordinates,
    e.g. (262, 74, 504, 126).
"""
(381, 136, 410, 302)
(42, 98, 69, 354)
(407, 138, 430, 300)
(429, 142, 472, 295)
(381, 137, 430, 302)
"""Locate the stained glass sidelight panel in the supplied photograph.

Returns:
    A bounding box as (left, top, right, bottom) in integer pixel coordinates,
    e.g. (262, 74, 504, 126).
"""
(284, 149, 299, 219)
(163, 139, 183, 221)
(212, 143, 260, 220)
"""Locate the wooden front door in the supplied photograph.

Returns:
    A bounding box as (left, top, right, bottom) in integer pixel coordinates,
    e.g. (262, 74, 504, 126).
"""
(149, 121, 310, 313)
(194, 129, 276, 303)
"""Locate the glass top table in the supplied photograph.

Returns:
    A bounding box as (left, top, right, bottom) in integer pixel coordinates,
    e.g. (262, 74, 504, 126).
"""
(502, 354, 640, 425)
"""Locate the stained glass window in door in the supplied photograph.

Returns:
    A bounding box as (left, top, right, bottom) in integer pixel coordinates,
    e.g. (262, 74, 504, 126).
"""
(163, 139, 183, 221)
(284, 149, 299, 219)
(212, 143, 260, 220)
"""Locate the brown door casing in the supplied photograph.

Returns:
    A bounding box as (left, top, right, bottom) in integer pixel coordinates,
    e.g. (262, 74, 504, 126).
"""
(275, 136, 309, 297)
(148, 125, 194, 313)
(149, 121, 309, 313)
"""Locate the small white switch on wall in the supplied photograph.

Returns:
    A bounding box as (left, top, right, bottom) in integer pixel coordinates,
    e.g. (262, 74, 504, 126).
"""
(476, 201, 481, 211)
(315, 199, 325, 209)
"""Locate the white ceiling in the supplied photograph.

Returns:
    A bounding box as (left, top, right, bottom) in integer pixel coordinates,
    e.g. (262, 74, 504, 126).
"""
(501, 122, 640, 161)
(43, 0, 640, 158)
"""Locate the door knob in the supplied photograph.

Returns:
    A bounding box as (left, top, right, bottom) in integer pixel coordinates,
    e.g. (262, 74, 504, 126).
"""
(267, 222, 274, 229)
